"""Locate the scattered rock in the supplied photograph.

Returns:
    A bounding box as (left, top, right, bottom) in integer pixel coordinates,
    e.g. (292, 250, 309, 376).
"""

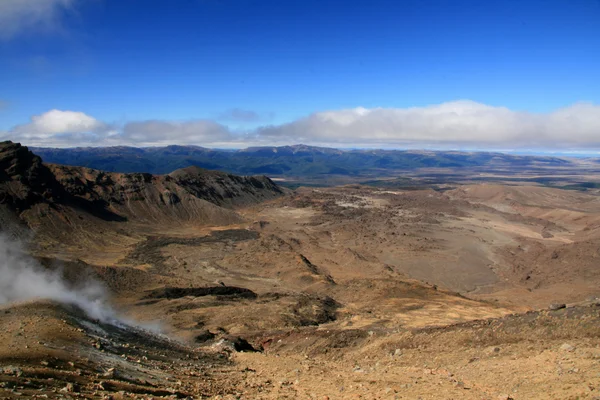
(485, 346, 501, 356)
(3, 366, 22, 376)
(194, 330, 216, 343)
(60, 383, 79, 393)
(454, 381, 470, 389)
(549, 303, 566, 311)
(560, 343, 576, 352)
(497, 395, 514, 400)
(212, 336, 259, 352)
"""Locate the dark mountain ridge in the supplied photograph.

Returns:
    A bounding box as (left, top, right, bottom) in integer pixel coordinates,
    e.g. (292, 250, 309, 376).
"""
(0, 141, 284, 245)
(31, 144, 584, 179)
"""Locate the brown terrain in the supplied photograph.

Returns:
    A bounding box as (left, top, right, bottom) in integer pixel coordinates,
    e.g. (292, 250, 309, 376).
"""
(0, 141, 599, 399)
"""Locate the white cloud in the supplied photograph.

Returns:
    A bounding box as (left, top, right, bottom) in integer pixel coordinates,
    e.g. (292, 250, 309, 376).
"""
(255, 100, 600, 149)
(29, 109, 102, 134)
(2, 110, 234, 147)
(9, 110, 109, 144)
(3, 101, 600, 149)
(0, 0, 75, 39)
(121, 120, 233, 146)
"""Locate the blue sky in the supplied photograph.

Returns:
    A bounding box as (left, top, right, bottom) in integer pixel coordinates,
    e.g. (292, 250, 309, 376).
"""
(0, 0, 599, 149)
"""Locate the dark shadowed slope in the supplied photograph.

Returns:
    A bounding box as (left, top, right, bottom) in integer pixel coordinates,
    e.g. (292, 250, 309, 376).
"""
(0, 141, 284, 246)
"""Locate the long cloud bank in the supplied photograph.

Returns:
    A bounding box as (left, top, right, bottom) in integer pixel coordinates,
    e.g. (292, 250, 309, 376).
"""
(2, 100, 600, 150)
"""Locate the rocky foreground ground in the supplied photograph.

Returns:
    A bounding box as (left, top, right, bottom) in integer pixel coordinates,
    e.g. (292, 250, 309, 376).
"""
(1, 300, 600, 399)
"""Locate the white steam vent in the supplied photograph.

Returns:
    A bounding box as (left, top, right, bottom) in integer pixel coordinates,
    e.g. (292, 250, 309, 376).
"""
(0, 233, 116, 323)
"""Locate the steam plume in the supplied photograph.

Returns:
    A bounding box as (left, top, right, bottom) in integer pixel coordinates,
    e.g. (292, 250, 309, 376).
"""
(0, 234, 116, 323)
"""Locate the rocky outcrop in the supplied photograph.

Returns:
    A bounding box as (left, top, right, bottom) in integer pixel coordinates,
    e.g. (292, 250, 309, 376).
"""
(0, 141, 285, 241)
(0, 141, 64, 213)
(169, 166, 283, 207)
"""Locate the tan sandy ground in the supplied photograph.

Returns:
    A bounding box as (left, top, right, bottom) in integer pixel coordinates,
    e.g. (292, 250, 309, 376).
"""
(2, 184, 600, 398)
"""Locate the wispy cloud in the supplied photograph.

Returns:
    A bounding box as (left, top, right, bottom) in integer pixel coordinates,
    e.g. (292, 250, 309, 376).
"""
(0, 0, 76, 40)
(3, 101, 600, 149)
(0, 100, 8, 111)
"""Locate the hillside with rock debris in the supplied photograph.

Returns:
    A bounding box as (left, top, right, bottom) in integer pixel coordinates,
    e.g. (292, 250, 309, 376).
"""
(1, 143, 600, 399)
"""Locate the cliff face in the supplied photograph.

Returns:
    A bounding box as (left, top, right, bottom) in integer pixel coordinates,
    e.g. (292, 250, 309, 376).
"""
(0, 141, 63, 212)
(0, 141, 284, 244)
(168, 166, 283, 207)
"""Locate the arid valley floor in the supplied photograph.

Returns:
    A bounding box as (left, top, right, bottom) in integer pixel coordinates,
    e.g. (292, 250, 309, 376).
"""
(1, 142, 600, 399)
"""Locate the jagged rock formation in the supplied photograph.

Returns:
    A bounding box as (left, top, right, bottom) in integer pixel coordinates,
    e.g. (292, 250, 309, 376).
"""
(0, 141, 284, 245)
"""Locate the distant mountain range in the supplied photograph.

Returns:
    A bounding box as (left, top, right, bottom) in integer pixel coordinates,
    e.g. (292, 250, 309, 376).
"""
(31, 145, 586, 180)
